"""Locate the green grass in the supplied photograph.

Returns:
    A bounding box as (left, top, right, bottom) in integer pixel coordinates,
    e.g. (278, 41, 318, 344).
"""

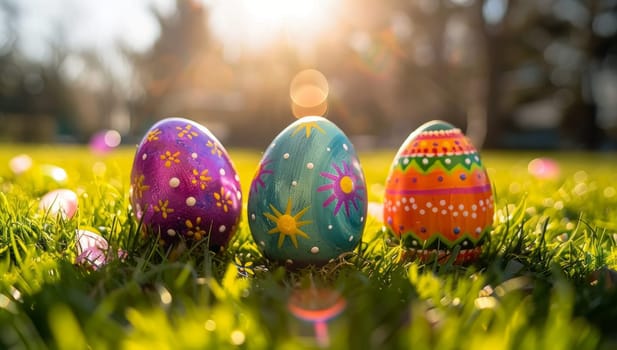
(0, 145, 616, 349)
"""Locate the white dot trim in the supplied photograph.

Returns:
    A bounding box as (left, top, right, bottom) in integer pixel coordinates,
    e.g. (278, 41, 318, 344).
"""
(169, 177, 180, 188)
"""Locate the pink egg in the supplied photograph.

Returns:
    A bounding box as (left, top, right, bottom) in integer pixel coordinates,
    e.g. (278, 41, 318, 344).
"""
(75, 229, 109, 269)
(39, 189, 78, 219)
(74, 229, 126, 270)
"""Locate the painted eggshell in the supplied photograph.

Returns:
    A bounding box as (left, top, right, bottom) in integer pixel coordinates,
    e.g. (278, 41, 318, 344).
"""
(248, 116, 367, 266)
(129, 117, 242, 249)
(75, 229, 126, 270)
(75, 229, 110, 269)
(39, 189, 78, 219)
(383, 120, 494, 263)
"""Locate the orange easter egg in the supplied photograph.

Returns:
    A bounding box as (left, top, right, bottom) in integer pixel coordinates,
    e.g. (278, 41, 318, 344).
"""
(383, 120, 494, 263)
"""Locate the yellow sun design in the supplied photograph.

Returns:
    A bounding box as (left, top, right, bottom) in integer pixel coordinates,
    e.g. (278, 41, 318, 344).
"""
(263, 198, 311, 248)
(291, 121, 325, 138)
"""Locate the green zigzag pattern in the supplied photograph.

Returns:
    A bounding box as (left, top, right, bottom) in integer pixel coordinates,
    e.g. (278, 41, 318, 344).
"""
(399, 231, 487, 250)
(396, 154, 483, 173)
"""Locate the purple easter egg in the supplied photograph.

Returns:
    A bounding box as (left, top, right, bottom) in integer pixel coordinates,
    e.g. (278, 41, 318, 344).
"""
(129, 117, 242, 250)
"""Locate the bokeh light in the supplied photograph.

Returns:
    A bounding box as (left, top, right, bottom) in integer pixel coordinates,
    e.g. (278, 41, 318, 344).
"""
(40, 164, 68, 184)
(89, 129, 122, 154)
(527, 158, 561, 180)
(290, 69, 329, 118)
(9, 154, 33, 175)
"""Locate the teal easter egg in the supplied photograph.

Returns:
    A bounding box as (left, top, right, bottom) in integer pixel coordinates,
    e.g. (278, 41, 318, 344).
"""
(248, 116, 367, 266)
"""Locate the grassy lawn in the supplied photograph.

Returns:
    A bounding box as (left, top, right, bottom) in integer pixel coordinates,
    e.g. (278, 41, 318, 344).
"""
(1, 145, 616, 349)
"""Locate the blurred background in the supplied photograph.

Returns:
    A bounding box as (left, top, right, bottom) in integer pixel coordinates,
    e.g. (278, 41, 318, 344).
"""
(0, 0, 616, 150)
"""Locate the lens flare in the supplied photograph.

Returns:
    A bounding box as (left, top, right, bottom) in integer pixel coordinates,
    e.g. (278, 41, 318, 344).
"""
(288, 287, 346, 347)
(290, 69, 329, 118)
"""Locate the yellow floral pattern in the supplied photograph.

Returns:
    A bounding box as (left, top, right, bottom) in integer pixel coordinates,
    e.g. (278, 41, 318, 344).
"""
(185, 217, 206, 240)
(214, 187, 233, 213)
(206, 140, 222, 158)
(147, 128, 162, 142)
(153, 199, 174, 219)
(133, 174, 150, 199)
(191, 168, 212, 190)
(160, 150, 181, 168)
(176, 124, 199, 140)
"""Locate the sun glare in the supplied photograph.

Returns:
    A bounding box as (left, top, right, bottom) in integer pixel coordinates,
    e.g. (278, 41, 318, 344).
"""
(209, 0, 341, 51)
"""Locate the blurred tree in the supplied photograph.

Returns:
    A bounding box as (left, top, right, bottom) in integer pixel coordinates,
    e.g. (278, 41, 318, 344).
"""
(330, 0, 616, 149)
(129, 0, 213, 136)
(548, 0, 617, 149)
(1, 0, 615, 148)
(377, 0, 512, 148)
(0, 2, 74, 142)
(485, 0, 617, 149)
(128, 0, 307, 147)
(0, 1, 123, 143)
